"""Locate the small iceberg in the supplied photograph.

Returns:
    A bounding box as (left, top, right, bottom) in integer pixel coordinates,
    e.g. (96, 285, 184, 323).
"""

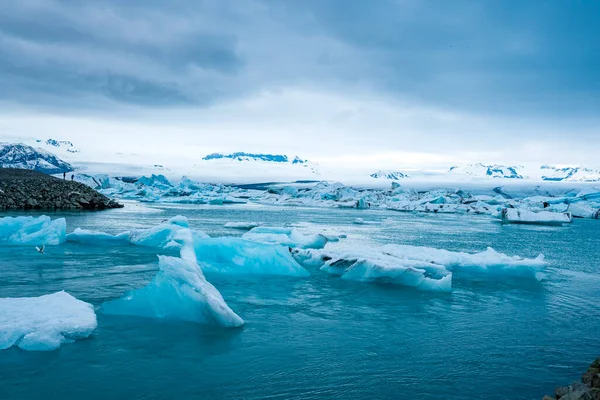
(194, 237, 309, 276)
(224, 221, 262, 230)
(0, 215, 66, 246)
(243, 226, 328, 249)
(0, 291, 97, 351)
(500, 208, 572, 225)
(128, 216, 209, 249)
(102, 229, 243, 327)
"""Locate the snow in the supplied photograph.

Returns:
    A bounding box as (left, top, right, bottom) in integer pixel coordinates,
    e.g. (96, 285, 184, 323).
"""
(0, 291, 97, 351)
(242, 226, 328, 249)
(102, 228, 243, 327)
(500, 208, 573, 225)
(194, 237, 310, 276)
(0, 216, 66, 245)
(224, 221, 262, 230)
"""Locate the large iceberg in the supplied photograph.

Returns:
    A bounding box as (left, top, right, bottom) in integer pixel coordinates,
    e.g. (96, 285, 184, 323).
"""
(242, 226, 328, 249)
(102, 228, 243, 327)
(194, 237, 310, 276)
(293, 243, 547, 290)
(0, 291, 97, 351)
(0, 215, 66, 245)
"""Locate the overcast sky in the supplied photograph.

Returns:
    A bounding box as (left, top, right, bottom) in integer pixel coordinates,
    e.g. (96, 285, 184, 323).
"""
(1, 0, 598, 168)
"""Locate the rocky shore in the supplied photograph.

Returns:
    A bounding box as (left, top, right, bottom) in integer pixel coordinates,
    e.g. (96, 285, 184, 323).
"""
(544, 357, 600, 400)
(0, 168, 123, 211)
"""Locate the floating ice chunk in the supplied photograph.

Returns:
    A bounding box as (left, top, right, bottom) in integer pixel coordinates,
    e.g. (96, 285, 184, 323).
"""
(0, 291, 97, 351)
(224, 222, 262, 230)
(353, 218, 365, 225)
(67, 228, 131, 245)
(243, 226, 328, 249)
(567, 203, 600, 219)
(194, 237, 309, 276)
(102, 228, 243, 327)
(340, 260, 453, 292)
(380, 244, 547, 281)
(294, 243, 547, 288)
(128, 215, 209, 249)
(0, 216, 66, 245)
(500, 208, 572, 225)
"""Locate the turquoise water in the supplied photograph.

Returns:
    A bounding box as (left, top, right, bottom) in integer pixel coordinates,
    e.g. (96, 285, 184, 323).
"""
(1, 203, 599, 400)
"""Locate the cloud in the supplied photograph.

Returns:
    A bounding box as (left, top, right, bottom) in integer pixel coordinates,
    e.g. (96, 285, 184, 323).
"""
(0, 0, 598, 168)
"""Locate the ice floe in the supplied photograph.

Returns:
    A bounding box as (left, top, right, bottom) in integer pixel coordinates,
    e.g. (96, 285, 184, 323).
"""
(0, 291, 97, 351)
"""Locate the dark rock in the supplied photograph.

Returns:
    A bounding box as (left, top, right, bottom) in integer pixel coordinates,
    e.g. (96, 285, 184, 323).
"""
(560, 391, 592, 400)
(557, 386, 571, 398)
(0, 168, 123, 211)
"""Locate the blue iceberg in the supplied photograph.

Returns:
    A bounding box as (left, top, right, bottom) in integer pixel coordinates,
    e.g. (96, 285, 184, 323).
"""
(0, 215, 66, 245)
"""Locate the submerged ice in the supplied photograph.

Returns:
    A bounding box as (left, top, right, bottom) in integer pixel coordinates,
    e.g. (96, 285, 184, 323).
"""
(0, 291, 97, 351)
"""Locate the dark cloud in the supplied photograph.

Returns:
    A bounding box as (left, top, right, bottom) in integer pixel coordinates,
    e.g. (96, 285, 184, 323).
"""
(0, 0, 598, 117)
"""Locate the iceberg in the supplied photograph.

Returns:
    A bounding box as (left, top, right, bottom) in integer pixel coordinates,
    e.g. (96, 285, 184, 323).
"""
(0, 215, 66, 245)
(128, 215, 209, 249)
(500, 208, 572, 225)
(102, 228, 243, 327)
(66, 228, 131, 245)
(0, 291, 97, 351)
(380, 244, 547, 281)
(224, 221, 262, 230)
(194, 237, 309, 276)
(293, 243, 547, 289)
(242, 226, 328, 249)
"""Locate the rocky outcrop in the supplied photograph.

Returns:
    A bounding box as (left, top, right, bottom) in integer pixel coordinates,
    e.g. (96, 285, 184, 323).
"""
(544, 357, 600, 400)
(0, 168, 123, 211)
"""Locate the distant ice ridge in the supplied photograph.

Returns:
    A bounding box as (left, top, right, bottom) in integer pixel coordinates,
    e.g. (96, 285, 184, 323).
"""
(74, 172, 600, 220)
(0, 215, 66, 245)
(0, 291, 97, 351)
(202, 152, 306, 163)
(370, 170, 409, 180)
(448, 164, 524, 179)
(292, 244, 547, 291)
(102, 225, 244, 327)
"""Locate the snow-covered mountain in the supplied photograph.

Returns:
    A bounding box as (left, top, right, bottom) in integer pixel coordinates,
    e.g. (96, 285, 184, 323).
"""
(370, 170, 410, 180)
(448, 164, 524, 179)
(202, 152, 306, 163)
(540, 165, 600, 182)
(0, 143, 74, 174)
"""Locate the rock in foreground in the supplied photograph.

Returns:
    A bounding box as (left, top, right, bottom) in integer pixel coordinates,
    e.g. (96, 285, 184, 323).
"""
(544, 357, 600, 399)
(0, 169, 123, 211)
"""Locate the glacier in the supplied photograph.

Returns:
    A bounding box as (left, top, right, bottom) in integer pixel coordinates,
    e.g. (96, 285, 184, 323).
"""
(0, 215, 66, 245)
(102, 228, 244, 327)
(0, 291, 97, 351)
